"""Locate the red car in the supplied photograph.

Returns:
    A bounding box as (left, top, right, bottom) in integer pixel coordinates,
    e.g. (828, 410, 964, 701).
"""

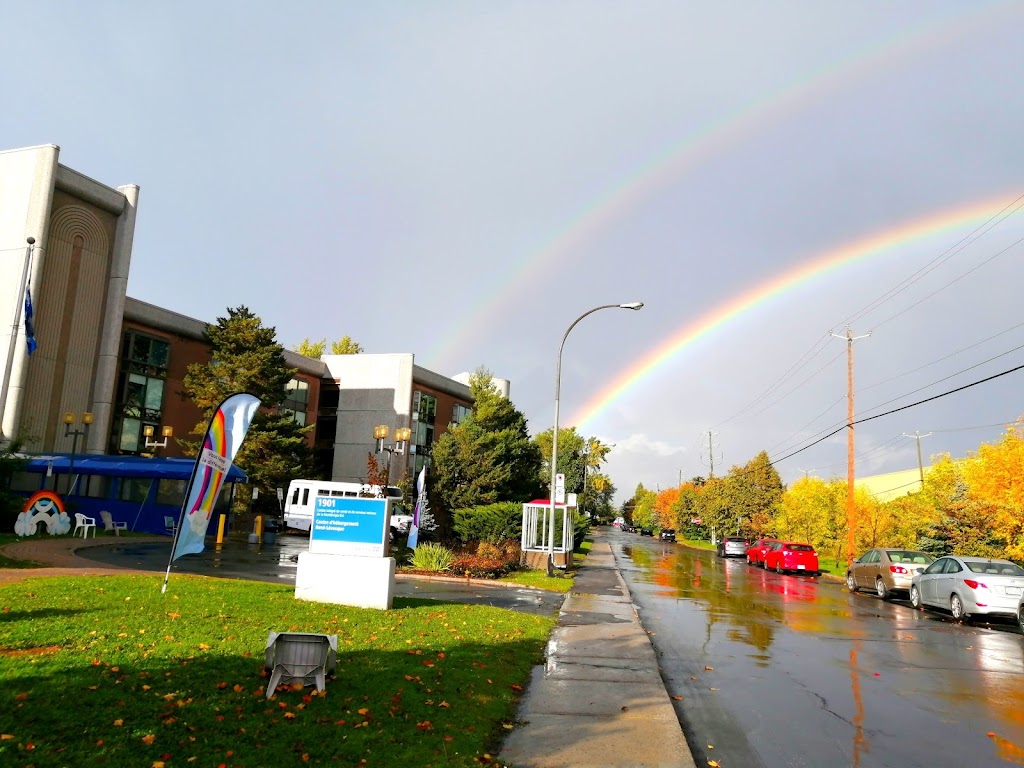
(746, 538, 780, 567)
(763, 542, 819, 576)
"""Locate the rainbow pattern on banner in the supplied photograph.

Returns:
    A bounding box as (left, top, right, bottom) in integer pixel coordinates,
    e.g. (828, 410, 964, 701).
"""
(172, 392, 261, 561)
(570, 194, 1024, 431)
(426, 5, 1016, 370)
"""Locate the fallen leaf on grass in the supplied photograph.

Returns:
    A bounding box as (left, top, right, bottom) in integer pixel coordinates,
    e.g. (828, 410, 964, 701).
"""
(283, 712, 296, 719)
(14, 693, 28, 701)
(510, 684, 523, 692)
(357, 708, 369, 716)
(0, 735, 13, 741)
(141, 734, 156, 744)
(113, 719, 124, 726)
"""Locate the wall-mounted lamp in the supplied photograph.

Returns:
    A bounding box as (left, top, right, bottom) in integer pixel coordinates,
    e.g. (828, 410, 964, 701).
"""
(143, 424, 174, 450)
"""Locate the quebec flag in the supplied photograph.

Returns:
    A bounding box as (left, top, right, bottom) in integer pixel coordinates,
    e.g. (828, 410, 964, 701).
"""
(24, 286, 37, 355)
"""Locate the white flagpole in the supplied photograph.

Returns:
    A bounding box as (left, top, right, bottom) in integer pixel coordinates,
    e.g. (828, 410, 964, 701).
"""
(0, 237, 34, 444)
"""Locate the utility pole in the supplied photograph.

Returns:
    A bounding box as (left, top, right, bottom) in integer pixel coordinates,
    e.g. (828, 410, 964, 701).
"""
(902, 431, 932, 486)
(700, 429, 721, 479)
(833, 328, 871, 567)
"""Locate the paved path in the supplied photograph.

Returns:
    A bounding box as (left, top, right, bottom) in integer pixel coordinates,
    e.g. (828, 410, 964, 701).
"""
(500, 530, 696, 768)
(0, 534, 565, 616)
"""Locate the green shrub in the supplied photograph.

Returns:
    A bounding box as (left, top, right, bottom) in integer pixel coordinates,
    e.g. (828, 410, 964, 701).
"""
(409, 542, 456, 571)
(453, 502, 523, 545)
(451, 553, 518, 579)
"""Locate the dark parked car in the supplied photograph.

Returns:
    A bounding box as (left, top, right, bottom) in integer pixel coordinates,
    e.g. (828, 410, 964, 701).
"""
(640, 528, 654, 536)
(659, 529, 676, 542)
(716, 536, 750, 558)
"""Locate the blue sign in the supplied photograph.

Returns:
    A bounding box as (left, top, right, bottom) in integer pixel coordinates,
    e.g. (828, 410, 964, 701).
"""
(310, 496, 389, 557)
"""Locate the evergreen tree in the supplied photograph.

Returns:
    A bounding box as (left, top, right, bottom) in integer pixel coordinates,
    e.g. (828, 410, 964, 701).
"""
(431, 368, 543, 530)
(181, 306, 315, 517)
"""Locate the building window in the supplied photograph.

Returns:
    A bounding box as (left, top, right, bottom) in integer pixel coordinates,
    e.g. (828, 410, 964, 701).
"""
(110, 330, 170, 455)
(282, 378, 309, 426)
(452, 403, 471, 425)
(412, 391, 437, 459)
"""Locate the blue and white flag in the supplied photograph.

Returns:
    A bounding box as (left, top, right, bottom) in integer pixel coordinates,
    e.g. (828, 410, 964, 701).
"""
(24, 286, 37, 355)
(406, 466, 427, 550)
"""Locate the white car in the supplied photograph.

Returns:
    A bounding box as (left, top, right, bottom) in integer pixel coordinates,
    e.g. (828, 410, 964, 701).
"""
(910, 555, 1024, 622)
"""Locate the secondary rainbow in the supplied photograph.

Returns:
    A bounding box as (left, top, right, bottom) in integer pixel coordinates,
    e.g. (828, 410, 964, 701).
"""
(427, 5, 1013, 370)
(570, 194, 1024, 431)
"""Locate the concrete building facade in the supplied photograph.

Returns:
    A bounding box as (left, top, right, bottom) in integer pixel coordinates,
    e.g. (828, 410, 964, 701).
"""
(0, 145, 482, 491)
(0, 144, 139, 454)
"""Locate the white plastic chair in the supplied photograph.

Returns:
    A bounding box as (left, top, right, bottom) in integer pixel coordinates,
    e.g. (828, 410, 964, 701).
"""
(73, 513, 97, 539)
(99, 510, 127, 536)
(164, 516, 178, 535)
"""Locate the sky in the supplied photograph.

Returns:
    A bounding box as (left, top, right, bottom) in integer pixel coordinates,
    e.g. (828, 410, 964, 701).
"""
(3, 1, 1023, 502)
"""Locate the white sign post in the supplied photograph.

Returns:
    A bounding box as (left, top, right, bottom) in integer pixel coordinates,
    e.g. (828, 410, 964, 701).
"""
(294, 495, 396, 609)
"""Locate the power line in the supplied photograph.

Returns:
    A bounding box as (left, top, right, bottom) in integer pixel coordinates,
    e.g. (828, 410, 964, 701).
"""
(857, 340, 1024, 418)
(766, 395, 846, 455)
(838, 193, 1024, 328)
(931, 419, 1021, 434)
(869, 233, 1024, 331)
(860, 319, 1024, 393)
(713, 331, 833, 426)
(748, 348, 846, 418)
(768, 359, 1024, 467)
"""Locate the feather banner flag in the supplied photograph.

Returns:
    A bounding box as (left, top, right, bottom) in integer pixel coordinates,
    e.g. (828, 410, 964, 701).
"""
(162, 393, 261, 592)
(407, 466, 427, 550)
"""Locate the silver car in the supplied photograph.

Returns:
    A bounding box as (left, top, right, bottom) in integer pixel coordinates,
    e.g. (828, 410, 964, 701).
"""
(910, 555, 1024, 621)
(1019, 594, 1024, 634)
(716, 536, 750, 558)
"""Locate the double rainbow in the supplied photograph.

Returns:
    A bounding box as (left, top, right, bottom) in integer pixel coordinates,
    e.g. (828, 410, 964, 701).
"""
(571, 194, 1024, 430)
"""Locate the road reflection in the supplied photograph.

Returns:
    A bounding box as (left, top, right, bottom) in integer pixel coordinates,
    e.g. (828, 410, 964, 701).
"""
(616, 532, 1024, 767)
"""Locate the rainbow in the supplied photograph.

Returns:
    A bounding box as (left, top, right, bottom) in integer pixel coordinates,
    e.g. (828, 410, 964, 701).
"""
(427, 4, 1016, 371)
(570, 194, 1024, 431)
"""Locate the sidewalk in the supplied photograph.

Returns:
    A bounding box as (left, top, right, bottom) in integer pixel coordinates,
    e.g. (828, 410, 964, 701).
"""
(500, 530, 696, 768)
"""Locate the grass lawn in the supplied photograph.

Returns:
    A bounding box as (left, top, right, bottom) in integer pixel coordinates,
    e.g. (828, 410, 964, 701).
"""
(497, 537, 593, 593)
(0, 574, 554, 767)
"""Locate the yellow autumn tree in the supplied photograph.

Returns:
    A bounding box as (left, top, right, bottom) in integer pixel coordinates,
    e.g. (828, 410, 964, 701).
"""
(962, 421, 1024, 559)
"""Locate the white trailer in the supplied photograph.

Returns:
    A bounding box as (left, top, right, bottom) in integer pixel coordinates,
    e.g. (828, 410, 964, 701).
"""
(283, 479, 403, 532)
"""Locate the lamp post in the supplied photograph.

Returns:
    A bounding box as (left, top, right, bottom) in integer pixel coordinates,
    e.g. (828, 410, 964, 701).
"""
(548, 302, 643, 574)
(374, 425, 412, 486)
(143, 424, 174, 453)
(63, 411, 93, 495)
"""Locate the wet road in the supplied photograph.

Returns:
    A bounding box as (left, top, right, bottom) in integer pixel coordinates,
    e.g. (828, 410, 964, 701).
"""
(613, 529, 1024, 768)
(79, 535, 564, 617)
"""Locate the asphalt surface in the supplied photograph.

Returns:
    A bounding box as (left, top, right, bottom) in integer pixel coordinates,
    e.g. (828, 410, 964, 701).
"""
(612, 529, 1024, 768)
(77, 533, 565, 617)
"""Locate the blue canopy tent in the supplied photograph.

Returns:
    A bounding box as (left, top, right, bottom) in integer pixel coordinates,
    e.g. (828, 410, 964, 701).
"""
(14, 454, 249, 535)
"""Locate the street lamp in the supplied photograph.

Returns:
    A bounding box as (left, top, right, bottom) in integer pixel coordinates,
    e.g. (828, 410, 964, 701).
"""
(143, 424, 174, 452)
(548, 302, 643, 573)
(63, 411, 93, 495)
(374, 425, 412, 485)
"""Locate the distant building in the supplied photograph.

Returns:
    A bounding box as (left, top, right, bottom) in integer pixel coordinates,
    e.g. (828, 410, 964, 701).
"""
(854, 466, 931, 502)
(0, 145, 488, 491)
